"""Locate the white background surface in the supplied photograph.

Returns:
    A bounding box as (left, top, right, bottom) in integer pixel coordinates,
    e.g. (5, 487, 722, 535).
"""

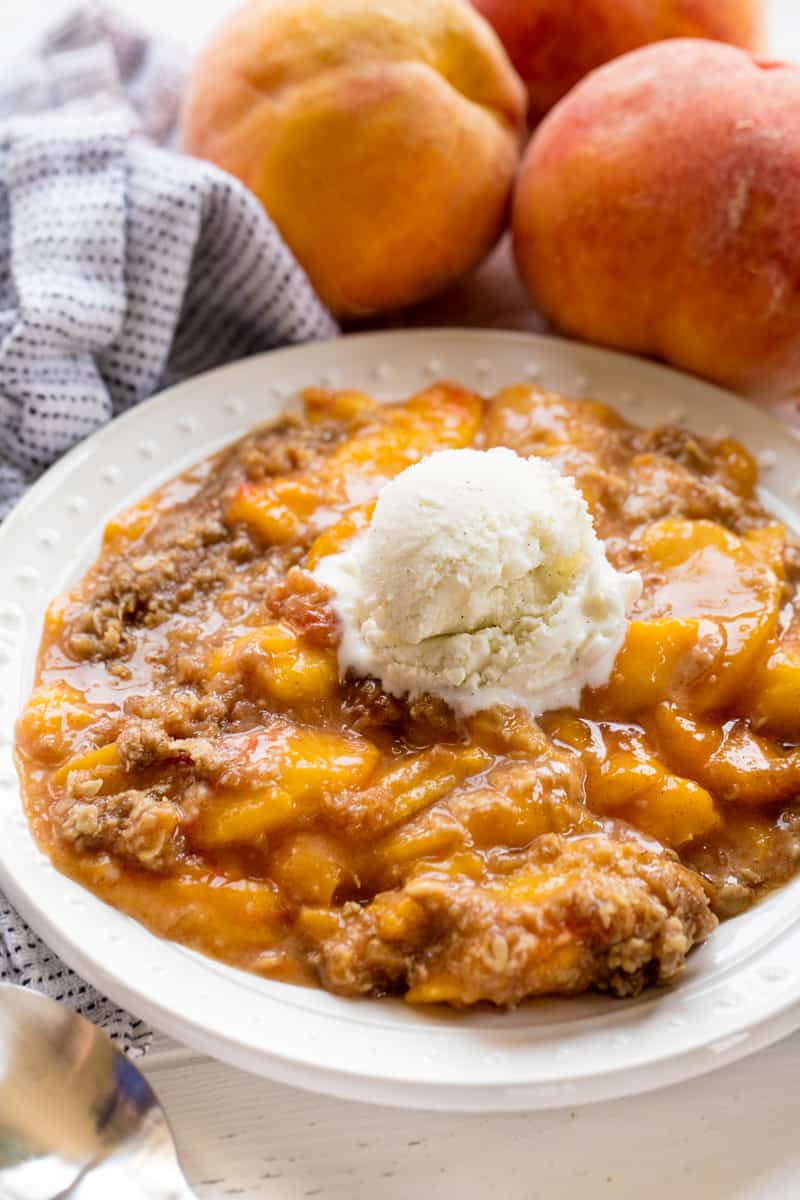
(5, 1, 800, 1196)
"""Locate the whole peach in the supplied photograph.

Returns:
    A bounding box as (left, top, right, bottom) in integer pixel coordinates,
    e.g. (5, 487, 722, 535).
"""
(513, 40, 800, 401)
(472, 0, 762, 120)
(182, 0, 526, 317)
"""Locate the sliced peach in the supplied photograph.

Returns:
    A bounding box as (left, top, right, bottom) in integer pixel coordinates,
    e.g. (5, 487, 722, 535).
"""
(295, 905, 341, 942)
(42, 595, 70, 640)
(489, 861, 579, 903)
(594, 616, 705, 715)
(53, 742, 124, 795)
(746, 644, 800, 740)
(270, 833, 353, 905)
(547, 714, 720, 846)
(405, 976, 464, 1005)
(636, 518, 781, 711)
(210, 623, 338, 705)
(743, 605, 800, 739)
(641, 517, 734, 567)
(483, 385, 626, 458)
(595, 522, 783, 715)
(193, 784, 299, 847)
(190, 725, 379, 847)
(370, 892, 428, 943)
(103, 496, 159, 547)
(453, 785, 575, 848)
(451, 752, 598, 849)
(135, 872, 284, 954)
(713, 438, 758, 498)
(650, 702, 800, 805)
(226, 478, 319, 544)
(541, 711, 596, 753)
(626, 775, 720, 848)
(306, 501, 375, 568)
(592, 749, 665, 811)
(743, 524, 786, 578)
(354, 744, 492, 836)
(18, 685, 96, 762)
(327, 385, 483, 486)
(302, 388, 377, 423)
(226, 385, 482, 543)
(372, 809, 465, 885)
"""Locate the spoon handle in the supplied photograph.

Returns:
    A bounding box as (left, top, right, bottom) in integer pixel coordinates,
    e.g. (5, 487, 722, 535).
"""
(0, 984, 197, 1200)
(69, 1147, 197, 1200)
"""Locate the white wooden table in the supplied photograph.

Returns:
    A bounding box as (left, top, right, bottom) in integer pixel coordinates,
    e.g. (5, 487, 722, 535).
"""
(8, 2, 800, 1196)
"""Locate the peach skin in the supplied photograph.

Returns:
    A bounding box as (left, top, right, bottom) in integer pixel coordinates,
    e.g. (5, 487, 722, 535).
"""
(513, 40, 800, 403)
(472, 0, 762, 121)
(182, 0, 526, 318)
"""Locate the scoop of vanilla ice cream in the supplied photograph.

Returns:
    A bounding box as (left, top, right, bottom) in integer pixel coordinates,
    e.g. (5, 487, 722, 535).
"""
(313, 447, 641, 716)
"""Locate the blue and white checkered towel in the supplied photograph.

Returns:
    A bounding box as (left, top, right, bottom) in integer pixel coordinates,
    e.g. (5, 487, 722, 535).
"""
(0, 5, 336, 1052)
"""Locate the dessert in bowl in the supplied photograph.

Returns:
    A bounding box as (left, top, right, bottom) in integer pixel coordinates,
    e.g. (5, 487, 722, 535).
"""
(15, 379, 800, 1007)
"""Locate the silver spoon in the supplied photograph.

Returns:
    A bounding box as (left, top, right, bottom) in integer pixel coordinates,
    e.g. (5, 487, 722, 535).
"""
(0, 983, 195, 1199)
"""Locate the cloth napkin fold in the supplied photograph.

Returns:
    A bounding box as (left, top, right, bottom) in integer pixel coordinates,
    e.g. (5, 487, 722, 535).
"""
(0, 5, 337, 1053)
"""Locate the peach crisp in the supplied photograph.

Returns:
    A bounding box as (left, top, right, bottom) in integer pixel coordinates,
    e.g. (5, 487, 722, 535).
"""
(15, 383, 800, 1005)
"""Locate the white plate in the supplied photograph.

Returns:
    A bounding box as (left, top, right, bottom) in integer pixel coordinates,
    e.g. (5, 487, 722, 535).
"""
(3, 329, 800, 1112)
